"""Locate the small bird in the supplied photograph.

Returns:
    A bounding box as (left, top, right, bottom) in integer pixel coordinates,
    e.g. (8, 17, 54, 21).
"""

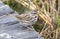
(17, 10, 38, 25)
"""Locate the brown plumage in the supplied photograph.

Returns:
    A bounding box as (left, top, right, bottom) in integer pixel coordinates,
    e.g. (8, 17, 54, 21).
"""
(17, 10, 38, 25)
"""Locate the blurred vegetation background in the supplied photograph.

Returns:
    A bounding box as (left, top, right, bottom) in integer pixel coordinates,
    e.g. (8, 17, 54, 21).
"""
(3, 0, 29, 14)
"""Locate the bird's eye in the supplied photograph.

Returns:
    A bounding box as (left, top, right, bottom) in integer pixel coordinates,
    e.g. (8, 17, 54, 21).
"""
(35, 16, 37, 18)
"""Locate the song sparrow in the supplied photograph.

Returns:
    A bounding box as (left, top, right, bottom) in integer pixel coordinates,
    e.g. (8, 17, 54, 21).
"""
(17, 10, 38, 25)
